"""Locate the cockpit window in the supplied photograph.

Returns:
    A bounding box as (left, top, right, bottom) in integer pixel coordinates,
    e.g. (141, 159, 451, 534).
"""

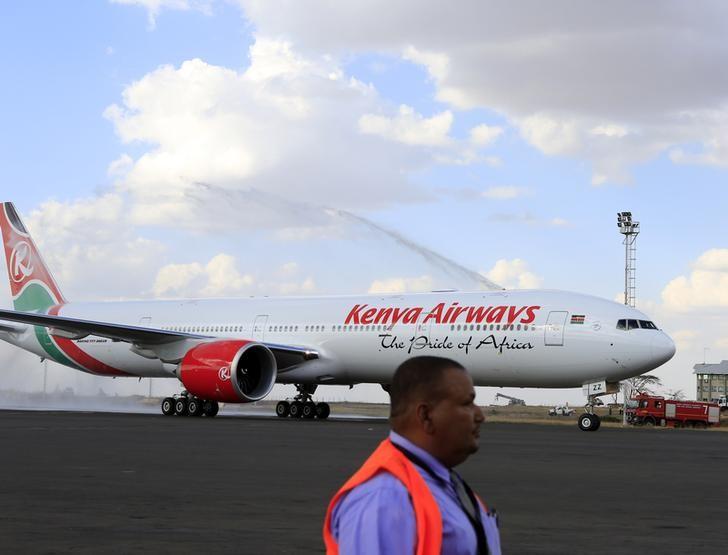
(618, 319, 658, 330)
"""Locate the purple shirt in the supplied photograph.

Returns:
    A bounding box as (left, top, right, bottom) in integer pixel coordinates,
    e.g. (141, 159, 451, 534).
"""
(331, 432, 501, 555)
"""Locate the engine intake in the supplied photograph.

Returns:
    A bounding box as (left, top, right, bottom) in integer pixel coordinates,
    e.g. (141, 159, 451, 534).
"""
(179, 340, 277, 403)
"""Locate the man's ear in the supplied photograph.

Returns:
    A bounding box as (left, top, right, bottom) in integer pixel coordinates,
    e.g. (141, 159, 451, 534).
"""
(415, 402, 436, 434)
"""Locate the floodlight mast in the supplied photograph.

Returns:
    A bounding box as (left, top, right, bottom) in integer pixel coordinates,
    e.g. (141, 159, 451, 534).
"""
(616, 211, 639, 308)
(617, 211, 640, 426)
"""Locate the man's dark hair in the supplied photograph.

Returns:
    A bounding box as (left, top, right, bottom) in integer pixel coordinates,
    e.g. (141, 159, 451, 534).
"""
(389, 356, 465, 418)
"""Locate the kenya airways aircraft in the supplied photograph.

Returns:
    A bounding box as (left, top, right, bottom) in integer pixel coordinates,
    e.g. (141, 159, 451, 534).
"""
(0, 202, 674, 431)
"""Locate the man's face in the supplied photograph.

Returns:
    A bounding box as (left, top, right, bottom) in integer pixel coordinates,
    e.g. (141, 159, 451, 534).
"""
(428, 368, 485, 467)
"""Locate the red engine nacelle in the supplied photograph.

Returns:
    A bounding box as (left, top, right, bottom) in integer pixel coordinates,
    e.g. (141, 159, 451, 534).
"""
(179, 340, 277, 403)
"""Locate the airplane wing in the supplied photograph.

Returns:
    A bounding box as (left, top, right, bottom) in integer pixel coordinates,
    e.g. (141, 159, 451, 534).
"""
(0, 308, 318, 367)
(0, 320, 25, 334)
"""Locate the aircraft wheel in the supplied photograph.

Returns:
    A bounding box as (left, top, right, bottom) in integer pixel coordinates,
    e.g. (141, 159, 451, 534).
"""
(174, 398, 188, 416)
(302, 402, 316, 419)
(578, 413, 599, 432)
(316, 402, 330, 420)
(187, 398, 203, 417)
(592, 414, 601, 431)
(290, 401, 304, 419)
(161, 397, 175, 416)
(202, 400, 219, 417)
(276, 401, 290, 418)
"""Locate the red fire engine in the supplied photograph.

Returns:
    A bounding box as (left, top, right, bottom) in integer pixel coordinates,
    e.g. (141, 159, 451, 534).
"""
(627, 394, 720, 428)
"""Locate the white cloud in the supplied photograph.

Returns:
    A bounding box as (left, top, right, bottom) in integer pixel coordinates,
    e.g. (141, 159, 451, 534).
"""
(104, 39, 429, 229)
(358, 105, 453, 147)
(481, 186, 528, 200)
(368, 275, 434, 294)
(153, 254, 254, 297)
(236, 1, 728, 183)
(591, 124, 629, 138)
(671, 329, 698, 351)
(517, 114, 581, 156)
(107, 154, 134, 177)
(714, 337, 728, 349)
(111, 0, 212, 28)
(402, 45, 449, 82)
(26, 195, 165, 300)
(484, 259, 542, 290)
(153, 256, 316, 298)
(469, 124, 503, 147)
(662, 249, 728, 310)
(549, 217, 570, 227)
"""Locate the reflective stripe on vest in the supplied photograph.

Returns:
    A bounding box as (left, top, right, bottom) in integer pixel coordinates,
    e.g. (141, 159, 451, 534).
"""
(323, 438, 443, 555)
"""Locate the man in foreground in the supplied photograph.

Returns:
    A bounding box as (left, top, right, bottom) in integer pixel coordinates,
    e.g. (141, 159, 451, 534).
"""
(323, 356, 501, 554)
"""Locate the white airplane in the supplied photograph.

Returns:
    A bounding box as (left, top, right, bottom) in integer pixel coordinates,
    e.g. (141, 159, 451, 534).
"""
(0, 202, 674, 431)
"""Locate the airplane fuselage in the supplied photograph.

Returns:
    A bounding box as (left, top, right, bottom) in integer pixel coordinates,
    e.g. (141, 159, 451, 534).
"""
(2, 289, 675, 388)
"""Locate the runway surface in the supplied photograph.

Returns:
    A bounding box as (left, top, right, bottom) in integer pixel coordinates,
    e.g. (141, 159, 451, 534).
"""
(1, 410, 726, 554)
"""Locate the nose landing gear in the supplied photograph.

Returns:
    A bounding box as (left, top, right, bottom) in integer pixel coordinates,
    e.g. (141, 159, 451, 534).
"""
(161, 391, 219, 417)
(276, 384, 330, 420)
(578, 381, 619, 432)
(577, 411, 601, 432)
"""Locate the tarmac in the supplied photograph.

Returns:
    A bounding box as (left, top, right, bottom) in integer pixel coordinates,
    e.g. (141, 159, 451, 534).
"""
(0, 410, 726, 554)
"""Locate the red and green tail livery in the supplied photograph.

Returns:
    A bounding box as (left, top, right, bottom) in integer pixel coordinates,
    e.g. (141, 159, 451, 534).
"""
(1, 202, 66, 312)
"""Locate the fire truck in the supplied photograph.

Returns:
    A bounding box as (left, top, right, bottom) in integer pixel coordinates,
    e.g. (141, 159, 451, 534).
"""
(627, 394, 720, 428)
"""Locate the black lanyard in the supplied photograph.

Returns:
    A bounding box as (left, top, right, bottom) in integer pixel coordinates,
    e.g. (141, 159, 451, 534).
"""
(392, 443, 489, 555)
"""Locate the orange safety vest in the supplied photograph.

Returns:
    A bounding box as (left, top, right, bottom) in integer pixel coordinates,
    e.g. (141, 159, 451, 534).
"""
(323, 438, 443, 555)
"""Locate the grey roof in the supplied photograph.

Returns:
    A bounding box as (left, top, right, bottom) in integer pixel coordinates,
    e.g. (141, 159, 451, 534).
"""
(693, 360, 728, 375)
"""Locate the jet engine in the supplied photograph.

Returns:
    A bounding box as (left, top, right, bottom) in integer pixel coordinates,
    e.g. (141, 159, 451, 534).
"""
(178, 340, 277, 403)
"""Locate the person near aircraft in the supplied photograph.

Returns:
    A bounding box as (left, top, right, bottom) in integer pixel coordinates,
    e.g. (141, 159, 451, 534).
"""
(324, 356, 501, 555)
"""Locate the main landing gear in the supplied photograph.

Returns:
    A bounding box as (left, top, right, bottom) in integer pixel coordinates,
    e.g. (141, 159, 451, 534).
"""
(161, 391, 219, 418)
(276, 384, 330, 420)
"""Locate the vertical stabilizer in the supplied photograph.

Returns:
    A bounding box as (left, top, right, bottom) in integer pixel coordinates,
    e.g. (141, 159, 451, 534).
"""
(0, 202, 66, 312)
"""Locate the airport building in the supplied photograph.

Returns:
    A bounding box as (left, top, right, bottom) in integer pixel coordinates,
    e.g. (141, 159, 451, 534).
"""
(693, 361, 728, 402)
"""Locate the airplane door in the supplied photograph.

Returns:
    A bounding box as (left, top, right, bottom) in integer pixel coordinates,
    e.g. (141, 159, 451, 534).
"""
(544, 311, 568, 346)
(252, 315, 268, 341)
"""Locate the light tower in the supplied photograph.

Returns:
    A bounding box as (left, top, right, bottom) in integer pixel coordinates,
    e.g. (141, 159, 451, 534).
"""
(617, 211, 639, 307)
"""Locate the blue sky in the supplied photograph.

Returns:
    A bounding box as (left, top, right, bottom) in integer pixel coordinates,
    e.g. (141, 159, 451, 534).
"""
(2, 1, 728, 404)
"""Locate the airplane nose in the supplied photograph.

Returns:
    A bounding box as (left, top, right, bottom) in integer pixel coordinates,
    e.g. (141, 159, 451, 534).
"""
(652, 333, 676, 365)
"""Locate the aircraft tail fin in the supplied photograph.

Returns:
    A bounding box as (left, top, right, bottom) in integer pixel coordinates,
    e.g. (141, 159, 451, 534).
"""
(0, 202, 66, 311)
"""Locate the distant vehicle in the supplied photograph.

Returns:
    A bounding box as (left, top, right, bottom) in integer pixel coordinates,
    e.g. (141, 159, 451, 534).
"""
(626, 393, 720, 428)
(495, 393, 526, 406)
(719, 395, 728, 412)
(549, 405, 575, 416)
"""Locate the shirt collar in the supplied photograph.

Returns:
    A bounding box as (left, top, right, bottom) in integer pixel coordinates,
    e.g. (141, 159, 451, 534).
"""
(389, 430, 452, 483)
